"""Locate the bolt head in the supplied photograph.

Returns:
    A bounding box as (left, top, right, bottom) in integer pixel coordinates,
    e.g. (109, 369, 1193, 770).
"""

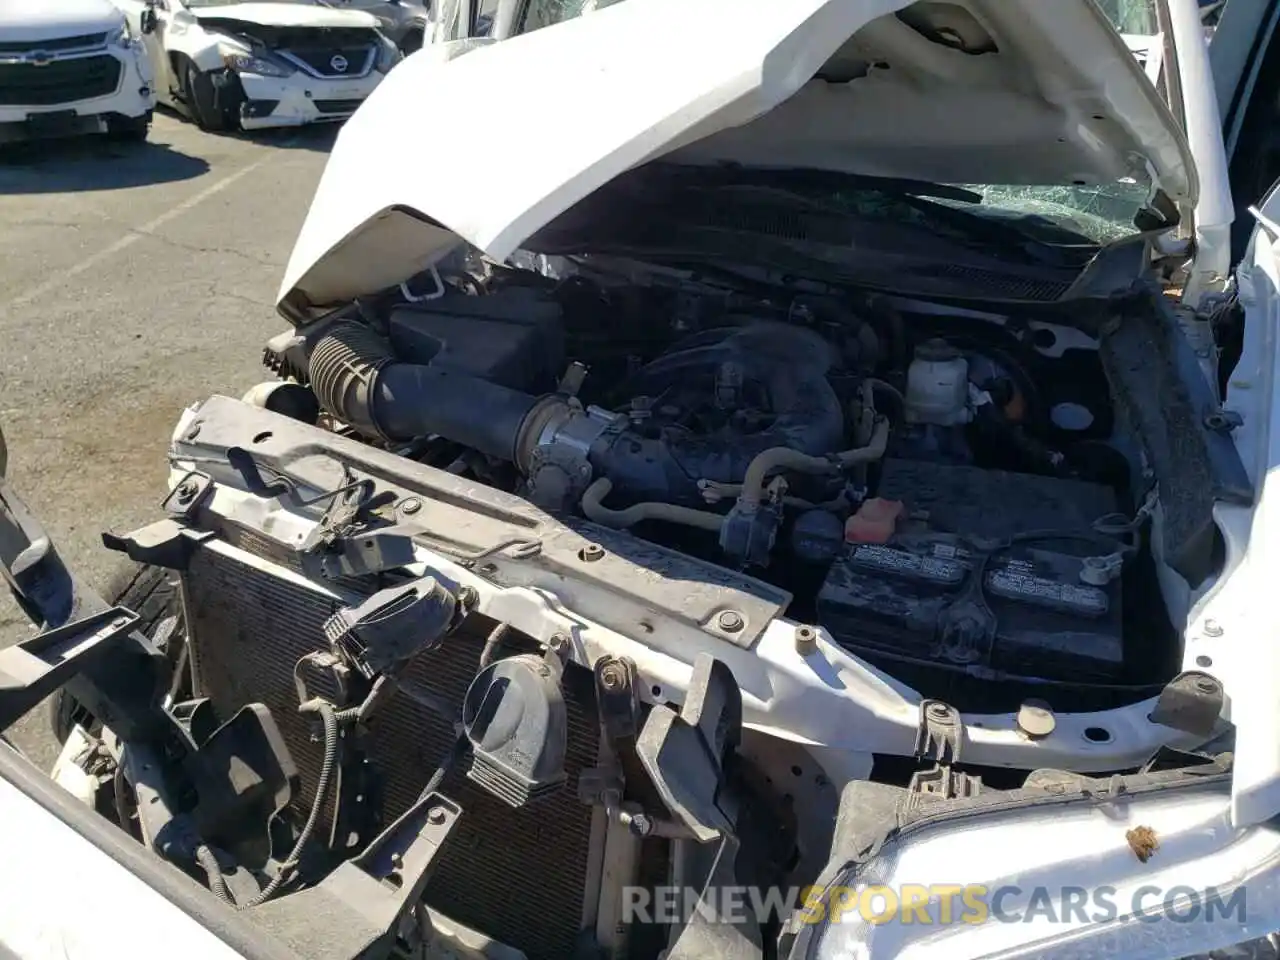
(401, 497, 422, 515)
(718, 611, 745, 632)
(427, 807, 446, 824)
(581, 543, 605, 562)
(628, 812, 653, 837)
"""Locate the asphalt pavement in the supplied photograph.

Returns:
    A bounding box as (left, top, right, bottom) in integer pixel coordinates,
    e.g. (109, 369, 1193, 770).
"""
(0, 110, 338, 766)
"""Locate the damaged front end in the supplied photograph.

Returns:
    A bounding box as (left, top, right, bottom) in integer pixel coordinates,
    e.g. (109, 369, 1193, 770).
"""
(186, 15, 398, 130)
(0, 423, 1274, 960)
(4, 1, 1279, 958)
(0, 416, 796, 959)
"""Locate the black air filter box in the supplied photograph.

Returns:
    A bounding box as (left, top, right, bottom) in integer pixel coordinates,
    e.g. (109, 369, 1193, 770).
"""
(387, 287, 564, 392)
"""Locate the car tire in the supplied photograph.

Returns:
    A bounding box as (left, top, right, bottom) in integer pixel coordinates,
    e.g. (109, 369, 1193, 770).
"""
(106, 113, 150, 143)
(49, 562, 186, 744)
(400, 27, 424, 55)
(183, 61, 234, 132)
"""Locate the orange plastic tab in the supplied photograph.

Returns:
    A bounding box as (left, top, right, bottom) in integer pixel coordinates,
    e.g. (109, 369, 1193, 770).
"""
(845, 498, 904, 544)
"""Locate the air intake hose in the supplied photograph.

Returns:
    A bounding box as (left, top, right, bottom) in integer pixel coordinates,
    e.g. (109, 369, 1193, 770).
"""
(308, 321, 544, 462)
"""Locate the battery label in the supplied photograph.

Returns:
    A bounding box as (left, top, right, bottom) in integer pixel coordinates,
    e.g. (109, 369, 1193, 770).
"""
(986, 559, 1109, 617)
(850, 544, 966, 586)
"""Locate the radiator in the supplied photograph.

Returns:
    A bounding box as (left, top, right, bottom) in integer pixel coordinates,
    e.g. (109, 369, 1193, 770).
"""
(182, 541, 603, 960)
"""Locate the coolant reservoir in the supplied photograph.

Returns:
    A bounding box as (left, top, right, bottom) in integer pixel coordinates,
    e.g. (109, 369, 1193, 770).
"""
(904, 339, 971, 426)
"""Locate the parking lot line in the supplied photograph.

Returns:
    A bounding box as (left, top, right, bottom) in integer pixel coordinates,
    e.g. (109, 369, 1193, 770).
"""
(2, 141, 293, 315)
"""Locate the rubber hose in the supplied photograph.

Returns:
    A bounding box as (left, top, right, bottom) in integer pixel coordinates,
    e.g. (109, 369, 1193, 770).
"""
(581, 477, 725, 532)
(308, 321, 541, 460)
(738, 417, 890, 506)
(241, 699, 339, 909)
(604, 324, 846, 497)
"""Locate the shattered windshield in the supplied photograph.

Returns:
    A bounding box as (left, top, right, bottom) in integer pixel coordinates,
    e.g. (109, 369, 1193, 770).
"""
(519, 0, 626, 34)
(952, 181, 1153, 244)
(955, 0, 1166, 244)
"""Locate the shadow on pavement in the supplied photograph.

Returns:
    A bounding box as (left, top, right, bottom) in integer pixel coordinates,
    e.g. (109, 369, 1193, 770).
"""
(236, 123, 340, 152)
(155, 102, 340, 152)
(0, 137, 210, 194)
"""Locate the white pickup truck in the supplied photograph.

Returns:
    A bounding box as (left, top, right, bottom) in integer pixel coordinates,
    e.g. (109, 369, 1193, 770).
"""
(0, 0, 156, 143)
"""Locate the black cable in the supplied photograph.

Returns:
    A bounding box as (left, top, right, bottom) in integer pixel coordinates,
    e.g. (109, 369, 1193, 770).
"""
(938, 526, 1134, 663)
(417, 734, 467, 803)
(112, 762, 133, 840)
(241, 699, 341, 909)
(195, 844, 234, 905)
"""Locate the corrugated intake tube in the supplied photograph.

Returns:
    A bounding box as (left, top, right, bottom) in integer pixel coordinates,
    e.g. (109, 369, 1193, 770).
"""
(309, 321, 541, 462)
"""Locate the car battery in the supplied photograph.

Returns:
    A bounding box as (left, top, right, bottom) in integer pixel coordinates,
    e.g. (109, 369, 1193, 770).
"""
(817, 529, 1124, 681)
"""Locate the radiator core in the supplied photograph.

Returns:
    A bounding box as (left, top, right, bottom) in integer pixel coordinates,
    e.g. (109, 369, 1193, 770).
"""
(182, 542, 602, 960)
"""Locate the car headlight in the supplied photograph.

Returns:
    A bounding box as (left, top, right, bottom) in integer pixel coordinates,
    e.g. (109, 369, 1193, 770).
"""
(788, 776, 1280, 960)
(375, 36, 402, 73)
(221, 50, 294, 78)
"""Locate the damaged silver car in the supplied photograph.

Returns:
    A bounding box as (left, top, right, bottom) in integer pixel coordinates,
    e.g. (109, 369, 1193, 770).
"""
(5, 0, 1280, 958)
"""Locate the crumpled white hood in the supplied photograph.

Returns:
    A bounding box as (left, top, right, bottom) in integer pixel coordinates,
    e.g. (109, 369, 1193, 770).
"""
(278, 0, 1196, 314)
(191, 2, 377, 31)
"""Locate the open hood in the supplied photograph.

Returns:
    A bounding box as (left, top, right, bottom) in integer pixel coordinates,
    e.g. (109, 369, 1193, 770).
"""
(278, 0, 1197, 316)
(189, 2, 378, 31)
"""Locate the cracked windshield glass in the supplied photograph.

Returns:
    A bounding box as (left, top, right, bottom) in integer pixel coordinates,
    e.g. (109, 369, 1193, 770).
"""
(519, 0, 1171, 245)
(960, 0, 1166, 243)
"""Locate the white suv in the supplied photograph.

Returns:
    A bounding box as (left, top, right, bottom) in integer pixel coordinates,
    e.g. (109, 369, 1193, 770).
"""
(0, 0, 155, 144)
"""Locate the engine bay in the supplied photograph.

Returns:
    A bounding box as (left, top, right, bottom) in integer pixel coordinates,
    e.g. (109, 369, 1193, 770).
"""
(0, 255, 1243, 960)
(263, 261, 1188, 713)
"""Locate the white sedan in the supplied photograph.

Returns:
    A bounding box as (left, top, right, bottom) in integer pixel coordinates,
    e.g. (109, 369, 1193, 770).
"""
(114, 0, 401, 131)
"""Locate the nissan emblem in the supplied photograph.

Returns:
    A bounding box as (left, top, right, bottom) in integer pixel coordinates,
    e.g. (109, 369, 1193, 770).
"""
(330, 54, 348, 73)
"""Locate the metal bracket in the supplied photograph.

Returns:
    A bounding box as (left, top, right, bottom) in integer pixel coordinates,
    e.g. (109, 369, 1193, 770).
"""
(101, 519, 215, 571)
(594, 656, 641, 745)
(398, 266, 444, 303)
(304, 527, 419, 580)
(292, 469, 413, 579)
(163, 471, 214, 518)
(1204, 409, 1243, 434)
(1150, 671, 1224, 738)
(0, 607, 140, 731)
(253, 791, 460, 960)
